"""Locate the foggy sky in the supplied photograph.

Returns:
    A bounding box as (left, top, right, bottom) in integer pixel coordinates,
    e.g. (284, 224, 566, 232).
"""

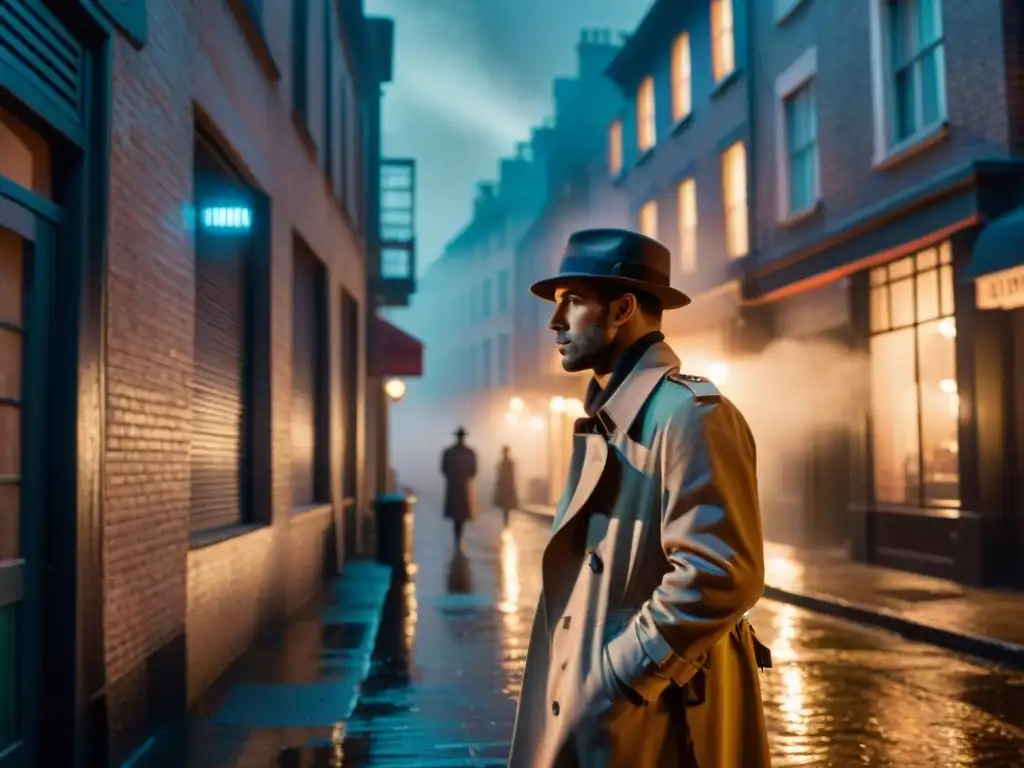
(364, 0, 653, 274)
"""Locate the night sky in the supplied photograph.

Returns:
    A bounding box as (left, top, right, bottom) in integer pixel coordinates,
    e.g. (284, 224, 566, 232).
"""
(364, 0, 653, 274)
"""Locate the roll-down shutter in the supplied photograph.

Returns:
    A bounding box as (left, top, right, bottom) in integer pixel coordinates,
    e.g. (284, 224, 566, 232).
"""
(191, 137, 249, 532)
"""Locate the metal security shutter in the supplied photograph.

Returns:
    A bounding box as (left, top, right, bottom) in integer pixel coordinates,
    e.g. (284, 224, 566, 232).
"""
(191, 136, 249, 533)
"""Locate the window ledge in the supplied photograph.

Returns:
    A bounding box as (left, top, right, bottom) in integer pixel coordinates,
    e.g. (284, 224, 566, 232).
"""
(779, 199, 822, 228)
(775, 0, 809, 26)
(226, 0, 281, 82)
(873, 121, 949, 172)
(711, 69, 740, 99)
(292, 108, 318, 160)
(669, 113, 694, 137)
(634, 146, 656, 169)
(190, 522, 266, 551)
(292, 502, 333, 519)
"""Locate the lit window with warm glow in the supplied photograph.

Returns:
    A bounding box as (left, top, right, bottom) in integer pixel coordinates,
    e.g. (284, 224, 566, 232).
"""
(677, 178, 697, 274)
(711, 0, 736, 83)
(638, 200, 658, 239)
(671, 33, 692, 121)
(868, 241, 958, 509)
(721, 141, 748, 258)
(636, 76, 656, 152)
(608, 119, 623, 176)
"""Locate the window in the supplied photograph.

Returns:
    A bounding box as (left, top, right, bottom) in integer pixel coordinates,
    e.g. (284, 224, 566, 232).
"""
(481, 338, 493, 389)
(498, 269, 510, 314)
(481, 279, 492, 318)
(677, 179, 697, 274)
(869, 0, 946, 159)
(636, 76, 656, 153)
(775, 48, 819, 220)
(671, 33, 692, 122)
(868, 242, 958, 508)
(291, 0, 309, 117)
(711, 0, 736, 82)
(497, 333, 510, 386)
(608, 118, 623, 176)
(292, 235, 330, 508)
(322, 0, 333, 175)
(638, 200, 658, 240)
(721, 141, 748, 258)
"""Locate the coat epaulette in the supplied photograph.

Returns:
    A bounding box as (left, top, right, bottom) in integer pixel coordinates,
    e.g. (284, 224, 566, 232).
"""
(666, 372, 721, 402)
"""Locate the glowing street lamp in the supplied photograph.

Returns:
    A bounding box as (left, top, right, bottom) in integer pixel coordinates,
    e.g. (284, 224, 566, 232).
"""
(509, 396, 525, 412)
(549, 396, 566, 413)
(384, 378, 407, 401)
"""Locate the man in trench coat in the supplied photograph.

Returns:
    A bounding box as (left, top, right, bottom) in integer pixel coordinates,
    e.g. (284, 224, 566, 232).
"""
(441, 426, 477, 547)
(508, 228, 771, 768)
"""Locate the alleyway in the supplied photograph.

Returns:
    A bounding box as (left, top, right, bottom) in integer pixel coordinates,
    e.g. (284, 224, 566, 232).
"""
(148, 502, 1024, 767)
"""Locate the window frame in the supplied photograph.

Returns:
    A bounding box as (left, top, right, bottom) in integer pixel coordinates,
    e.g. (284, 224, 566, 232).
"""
(636, 76, 656, 153)
(868, 0, 948, 166)
(720, 141, 749, 258)
(711, 0, 736, 83)
(671, 33, 692, 123)
(677, 178, 697, 274)
(774, 47, 820, 222)
(867, 241, 959, 510)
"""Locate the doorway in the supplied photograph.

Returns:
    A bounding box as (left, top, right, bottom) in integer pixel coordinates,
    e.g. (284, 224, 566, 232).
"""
(340, 290, 360, 558)
(0, 189, 55, 768)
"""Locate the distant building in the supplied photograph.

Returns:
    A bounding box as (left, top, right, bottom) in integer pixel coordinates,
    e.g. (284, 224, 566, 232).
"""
(0, 0, 414, 764)
(747, 0, 1024, 587)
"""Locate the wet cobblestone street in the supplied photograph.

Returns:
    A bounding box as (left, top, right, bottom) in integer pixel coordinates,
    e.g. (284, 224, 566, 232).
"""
(337, 505, 1024, 767)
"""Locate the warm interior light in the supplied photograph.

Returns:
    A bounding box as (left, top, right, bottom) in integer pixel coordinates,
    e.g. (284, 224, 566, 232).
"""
(509, 397, 525, 412)
(529, 416, 546, 431)
(384, 378, 407, 401)
(938, 378, 957, 395)
(549, 396, 566, 412)
(938, 318, 956, 338)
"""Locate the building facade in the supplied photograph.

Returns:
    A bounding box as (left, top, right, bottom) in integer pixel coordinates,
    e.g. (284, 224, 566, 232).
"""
(0, 0, 409, 765)
(605, 0, 765, 382)
(747, 0, 1024, 585)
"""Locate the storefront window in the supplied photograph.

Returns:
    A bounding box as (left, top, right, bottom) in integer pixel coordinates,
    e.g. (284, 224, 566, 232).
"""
(868, 241, 958, 507)
(0, 108, 52, 199)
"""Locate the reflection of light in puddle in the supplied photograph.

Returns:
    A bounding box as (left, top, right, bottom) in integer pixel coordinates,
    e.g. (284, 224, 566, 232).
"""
(765, 553, 806, 591)
(774, 604, 809, 738)
(403, 580, 418, 655)
(499, 528, 521, 615)
(498, 528, 526, 698)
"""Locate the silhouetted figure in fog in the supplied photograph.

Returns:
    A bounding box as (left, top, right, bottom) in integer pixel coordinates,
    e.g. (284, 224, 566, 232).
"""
(493, 445, 519, 527)
(441, 426, 476, 548)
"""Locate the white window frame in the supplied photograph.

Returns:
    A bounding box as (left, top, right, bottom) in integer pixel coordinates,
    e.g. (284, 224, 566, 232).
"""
(711, 0, 736, 83)
(774, 47, 820, 222)
(671, 33, 692, 123)
(868, 0, 948, 166)
(637, 76, 656, 152)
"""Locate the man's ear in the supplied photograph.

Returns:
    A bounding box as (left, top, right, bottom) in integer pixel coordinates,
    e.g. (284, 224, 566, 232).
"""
(612, 293, 639, 326)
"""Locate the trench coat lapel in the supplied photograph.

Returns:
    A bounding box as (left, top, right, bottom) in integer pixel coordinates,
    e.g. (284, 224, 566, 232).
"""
(550, 341, 680, 538)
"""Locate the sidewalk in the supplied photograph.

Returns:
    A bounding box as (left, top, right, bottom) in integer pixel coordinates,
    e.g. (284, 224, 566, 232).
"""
(519, 504, 1024, 668)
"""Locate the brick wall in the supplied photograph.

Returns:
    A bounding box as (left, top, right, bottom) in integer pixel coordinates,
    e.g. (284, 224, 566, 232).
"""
(752, 0, 1013, 264)
(105, 0, 369, 758)
(1004, 0, 1024, 154)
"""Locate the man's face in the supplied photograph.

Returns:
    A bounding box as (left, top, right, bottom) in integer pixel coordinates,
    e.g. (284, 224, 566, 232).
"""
(549, 283, 617, 373)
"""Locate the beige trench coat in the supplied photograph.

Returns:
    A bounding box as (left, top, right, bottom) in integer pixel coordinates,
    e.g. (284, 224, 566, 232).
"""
(508, 341, 771, 768)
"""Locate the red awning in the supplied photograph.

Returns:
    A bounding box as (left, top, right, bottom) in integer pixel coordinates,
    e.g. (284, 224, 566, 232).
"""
(369, 314, 423, 378)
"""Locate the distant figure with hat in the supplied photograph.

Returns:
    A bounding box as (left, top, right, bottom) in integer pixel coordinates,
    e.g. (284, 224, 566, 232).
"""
(508, 228, 771, 768)
(441, 426, 477, 548)
(493, 445, 519, 527)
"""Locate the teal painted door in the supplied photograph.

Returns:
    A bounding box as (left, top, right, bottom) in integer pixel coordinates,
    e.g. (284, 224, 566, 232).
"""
(0, 182, 55, 767)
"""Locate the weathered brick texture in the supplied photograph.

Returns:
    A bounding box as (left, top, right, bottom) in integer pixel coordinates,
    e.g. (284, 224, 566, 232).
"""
(105, 0, 369, 757)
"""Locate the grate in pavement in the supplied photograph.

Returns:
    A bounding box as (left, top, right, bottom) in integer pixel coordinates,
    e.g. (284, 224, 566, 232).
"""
(877, 587, 964, 603)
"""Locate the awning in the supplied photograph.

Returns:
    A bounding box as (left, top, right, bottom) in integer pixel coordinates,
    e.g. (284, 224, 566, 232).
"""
(965, 206, 1024, 280)
(369, 314, 423, 378)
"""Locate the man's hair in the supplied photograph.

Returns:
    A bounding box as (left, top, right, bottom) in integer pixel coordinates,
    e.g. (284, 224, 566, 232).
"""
(594, 284, 663, 323)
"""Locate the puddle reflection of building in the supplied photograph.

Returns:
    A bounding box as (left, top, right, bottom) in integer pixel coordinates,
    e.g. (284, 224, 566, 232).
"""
(371, 577, 419, 686)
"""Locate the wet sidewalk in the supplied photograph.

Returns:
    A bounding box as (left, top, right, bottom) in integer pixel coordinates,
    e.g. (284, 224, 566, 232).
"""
(521, 504, 1024, 667)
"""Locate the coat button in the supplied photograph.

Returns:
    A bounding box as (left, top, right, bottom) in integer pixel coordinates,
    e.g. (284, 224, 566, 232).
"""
(563, 616, 571, 629)
(552, 701, 560, 716)
(589, 551, 604, 574)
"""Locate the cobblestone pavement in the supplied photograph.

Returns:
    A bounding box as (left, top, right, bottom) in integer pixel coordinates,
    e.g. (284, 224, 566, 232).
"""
(335, 505, 1024, 767)
(151, 503, 1024, 767)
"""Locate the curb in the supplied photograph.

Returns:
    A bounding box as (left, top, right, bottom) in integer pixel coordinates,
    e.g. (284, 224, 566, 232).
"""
(763, 584, 1024, 670)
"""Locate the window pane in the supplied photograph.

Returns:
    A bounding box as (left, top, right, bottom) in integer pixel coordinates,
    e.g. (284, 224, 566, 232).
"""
(894, 67, 916, 141)
(0, 329, 21, 402)
(939, 265, 955, 315)
(0, 485, 17, 562)
(0, 405, 19, 479)
(890, 278, 915, 327)
(915, 269, 939, 321)
(918, 0, 942, 45)
(916, 247, 938, 270)
(639, 201, 658, 239)
(870, 286, 890, 332)
(678, 179, 697, 273)
(939, 240, 952, 264)
(870, 267, 887, 286)
(889, 256, 913, 279)
(920, 48, 943, 126)
(0, 108, 52, 199)
(870, 328, 921, 504)
(790, 148, 816, 211)
(673, 34, 692, 119)
(918, 319, 959, 506)
(0, 228, 24, 329)
(608, 120, 622, 175)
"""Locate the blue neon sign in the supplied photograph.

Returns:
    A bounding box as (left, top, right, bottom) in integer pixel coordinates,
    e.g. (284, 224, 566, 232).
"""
(201, 206, 252, 231)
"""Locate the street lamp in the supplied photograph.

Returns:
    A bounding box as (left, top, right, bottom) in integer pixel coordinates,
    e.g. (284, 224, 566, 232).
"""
(384, 378, 407, 402)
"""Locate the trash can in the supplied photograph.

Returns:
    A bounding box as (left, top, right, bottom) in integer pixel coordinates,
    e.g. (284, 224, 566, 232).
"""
(374, 492, 415, 577)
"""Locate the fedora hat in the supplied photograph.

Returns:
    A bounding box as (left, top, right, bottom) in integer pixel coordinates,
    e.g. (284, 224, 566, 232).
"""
(454, 426, 467, 438)
(529, 228, 690, 310)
